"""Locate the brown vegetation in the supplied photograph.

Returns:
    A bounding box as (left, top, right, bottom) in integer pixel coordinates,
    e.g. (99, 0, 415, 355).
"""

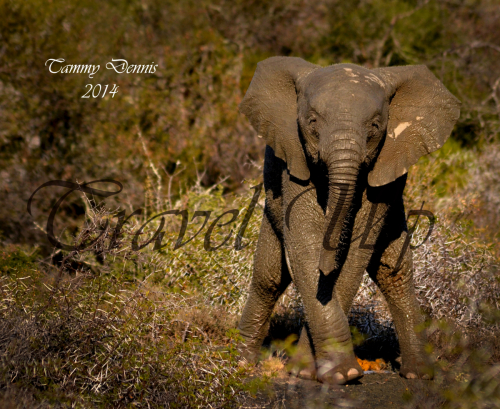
(1, 0, 500, 407)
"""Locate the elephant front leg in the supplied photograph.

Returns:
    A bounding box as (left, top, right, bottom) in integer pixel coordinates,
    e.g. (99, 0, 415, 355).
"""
(289, 250, 363, 384)
(283, 182, 363, 384)
(367, 231, 431, 380)
(291, 245, 371, 381)
(238, 212, 291, 362)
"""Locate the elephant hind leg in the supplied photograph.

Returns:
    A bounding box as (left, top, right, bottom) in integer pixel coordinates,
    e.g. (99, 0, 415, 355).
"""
(238, 212, 291, 362)
(289, 323, 316, 380)
(367, 231, 432, 380)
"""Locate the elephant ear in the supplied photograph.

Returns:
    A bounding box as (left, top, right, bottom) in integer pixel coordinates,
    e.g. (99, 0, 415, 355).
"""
(368, 65, 461, 187)
(239, 57, 319, 181)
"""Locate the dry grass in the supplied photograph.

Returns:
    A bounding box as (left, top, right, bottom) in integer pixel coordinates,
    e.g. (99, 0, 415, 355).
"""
(0, 268, 255, 408)
(0, 200, 257, 408)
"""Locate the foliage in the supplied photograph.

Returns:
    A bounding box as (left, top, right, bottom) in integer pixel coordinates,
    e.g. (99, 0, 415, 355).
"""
(1, 0, 500, 254)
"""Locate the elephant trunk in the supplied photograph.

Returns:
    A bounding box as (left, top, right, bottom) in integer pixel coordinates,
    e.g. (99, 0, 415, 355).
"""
(318, 136, 361, 276)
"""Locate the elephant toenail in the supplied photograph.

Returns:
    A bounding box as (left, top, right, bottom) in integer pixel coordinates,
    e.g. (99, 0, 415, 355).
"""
(422, 374, 431, 380)
(299, 369, 315, 380)
(406, 372, 417, 379)
(332, 372, 344, 382)
(347, 368, 360, 378)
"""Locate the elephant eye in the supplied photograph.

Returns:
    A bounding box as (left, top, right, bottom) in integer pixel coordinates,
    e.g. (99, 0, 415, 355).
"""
(308, 117, 317, 125)
(372, 121, 380, 130)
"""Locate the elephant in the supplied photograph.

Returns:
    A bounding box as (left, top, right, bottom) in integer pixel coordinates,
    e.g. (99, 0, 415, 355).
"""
(237, 56, 460, 385)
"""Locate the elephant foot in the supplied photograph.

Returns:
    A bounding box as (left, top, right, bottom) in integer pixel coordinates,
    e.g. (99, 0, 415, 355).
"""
(297, 367, 317, 380)
(288, 350, 317, 380)
(289, 361, 317, 380)
(316, 356, 364, 385)
(399, 356, 433, 380)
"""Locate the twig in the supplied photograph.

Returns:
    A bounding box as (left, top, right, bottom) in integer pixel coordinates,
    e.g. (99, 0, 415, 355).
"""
(138, 130, 163, 213)
(182, 322, 190, 342)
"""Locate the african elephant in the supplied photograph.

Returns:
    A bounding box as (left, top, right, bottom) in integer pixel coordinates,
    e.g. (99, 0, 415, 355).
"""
(237, 57, 460, 385)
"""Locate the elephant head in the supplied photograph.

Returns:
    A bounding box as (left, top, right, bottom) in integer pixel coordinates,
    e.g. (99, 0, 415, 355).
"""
(240, 57, 460, 276)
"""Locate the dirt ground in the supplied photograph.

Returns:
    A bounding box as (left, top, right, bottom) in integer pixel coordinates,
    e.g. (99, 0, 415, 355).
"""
(243, 371, 429, 408)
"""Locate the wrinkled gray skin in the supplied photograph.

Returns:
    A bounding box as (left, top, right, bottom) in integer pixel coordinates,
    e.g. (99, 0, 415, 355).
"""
(237, 57, 460, 385)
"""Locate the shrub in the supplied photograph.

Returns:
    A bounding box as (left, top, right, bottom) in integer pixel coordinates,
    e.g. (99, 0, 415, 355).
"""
(0, 221, 255, 407)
